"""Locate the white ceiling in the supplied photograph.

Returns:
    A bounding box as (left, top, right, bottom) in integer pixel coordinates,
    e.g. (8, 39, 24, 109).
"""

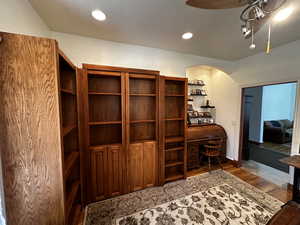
(29, 0, 300, 60)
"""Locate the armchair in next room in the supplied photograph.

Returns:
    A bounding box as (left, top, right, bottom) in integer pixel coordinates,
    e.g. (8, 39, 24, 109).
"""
(263, 120, 293, 144)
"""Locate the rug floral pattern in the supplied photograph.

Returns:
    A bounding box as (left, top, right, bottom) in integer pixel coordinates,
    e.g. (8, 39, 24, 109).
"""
(116, 184, 273, 225)
(85, 170, 283, 225)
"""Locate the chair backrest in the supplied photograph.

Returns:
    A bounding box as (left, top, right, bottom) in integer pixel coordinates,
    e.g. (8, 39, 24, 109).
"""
(204, 139, 223, 151)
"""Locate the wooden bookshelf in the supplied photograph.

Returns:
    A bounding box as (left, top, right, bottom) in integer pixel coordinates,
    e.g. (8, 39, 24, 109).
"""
(128, 74, 158, 192)
(159, 76, 187, 184)
(58, 51, 82, 225)
(82, 67, 125, 202)
(82, 64, 160, 202)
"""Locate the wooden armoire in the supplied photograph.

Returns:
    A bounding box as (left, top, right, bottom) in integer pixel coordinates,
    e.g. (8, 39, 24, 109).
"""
(81, 64, 160, 202)
(0, 32, 83, 225)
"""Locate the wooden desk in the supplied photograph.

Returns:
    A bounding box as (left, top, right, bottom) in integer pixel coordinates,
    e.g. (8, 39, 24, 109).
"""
(280, 155, 300, 203)
(187, 124, 227, 170)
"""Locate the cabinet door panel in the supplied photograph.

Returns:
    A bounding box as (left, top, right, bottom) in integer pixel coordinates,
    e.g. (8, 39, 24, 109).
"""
(108, 145, 123, 197)
(90, 146, 107, 201)
(129, 143, 144, 192)
(143, 141, 156, 187)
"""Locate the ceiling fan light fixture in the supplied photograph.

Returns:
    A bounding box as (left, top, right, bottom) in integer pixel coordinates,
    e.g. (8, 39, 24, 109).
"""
(274, 7, 294, 22)
(253, 6, 265, 20)
(92, 9, 106, 21)
(182, 32, 193, 40)
(241, 25, 251, 37)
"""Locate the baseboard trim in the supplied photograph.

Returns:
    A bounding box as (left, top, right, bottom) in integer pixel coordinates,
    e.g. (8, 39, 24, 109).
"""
(287, 183, 293, 190)
(227, 159, 242, 168)
(248, 140, 262, 145)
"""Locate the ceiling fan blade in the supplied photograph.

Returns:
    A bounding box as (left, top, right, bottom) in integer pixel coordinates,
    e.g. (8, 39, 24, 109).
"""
(245, 0, 287, 39)
(186, 0, 248, 9)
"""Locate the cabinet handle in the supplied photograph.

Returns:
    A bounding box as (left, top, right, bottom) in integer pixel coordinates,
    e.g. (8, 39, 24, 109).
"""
(0, 36, 2, 43)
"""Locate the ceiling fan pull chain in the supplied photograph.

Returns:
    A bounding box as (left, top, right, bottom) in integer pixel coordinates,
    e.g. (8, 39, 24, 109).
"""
(266, 24, 271, 54)
(249, 26, 256, 49)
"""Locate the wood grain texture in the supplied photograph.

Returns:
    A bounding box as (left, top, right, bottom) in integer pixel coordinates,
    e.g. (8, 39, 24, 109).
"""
(128, 143, 144, 192)
(90, 146, 107, 201)
(107, 145, 123, 197)
(143, 141, 156, 188)
(0, 32, 65, 225)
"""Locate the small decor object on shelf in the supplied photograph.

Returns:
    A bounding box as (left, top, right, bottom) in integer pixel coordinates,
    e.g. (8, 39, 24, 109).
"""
(196, 80, 204, 85)
(188, 104, 194, 112)
(190, 88, 206, 96)
(203, 112, 212, 118)
(200, 90, 207, 96)
(201, 100, 215, 109)
(192, 111, 199, 117)
(188, 79, 205, 86)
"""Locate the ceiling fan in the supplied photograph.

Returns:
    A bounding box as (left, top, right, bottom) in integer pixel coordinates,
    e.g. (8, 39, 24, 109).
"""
(186, 0, 287, 52)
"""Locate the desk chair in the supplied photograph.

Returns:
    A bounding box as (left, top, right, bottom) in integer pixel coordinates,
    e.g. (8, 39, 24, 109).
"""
(200, 139, 223, 172)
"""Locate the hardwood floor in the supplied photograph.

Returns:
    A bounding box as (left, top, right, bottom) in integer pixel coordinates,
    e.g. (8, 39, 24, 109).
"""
(188, 162, 293, 203)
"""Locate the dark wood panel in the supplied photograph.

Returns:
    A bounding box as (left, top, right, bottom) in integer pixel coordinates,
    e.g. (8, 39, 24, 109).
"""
(107, 145, 123, 196)
(165, 120, 184, 138)
(165, 96, 184, 119)
(90, 124, 122, 146)
(0, 32, 65, 225)
(90, 146, 107, 201)
(88, 95, 121, 122)
(165, 80, 185, 95)
(130, 123, 156, 143)
(143, 141, 156, 188)
(129, 143, 144, 191)
(129, 78, 156, 95)
(130, 96, 156, 121)
(88, 74, 121, 93)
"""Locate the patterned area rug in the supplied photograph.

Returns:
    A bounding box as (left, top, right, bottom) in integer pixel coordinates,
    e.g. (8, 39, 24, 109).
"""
(85, 170, 283, 225)
(117, 184, 274, 225)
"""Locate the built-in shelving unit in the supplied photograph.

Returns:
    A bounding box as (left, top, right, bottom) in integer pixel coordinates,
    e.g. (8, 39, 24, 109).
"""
(129, 74, 158, 143)
(58, 51, 82, 225)
(82, 64, 159, 202)
(160, 77, 187, 184)
(88, 72, 123, 146)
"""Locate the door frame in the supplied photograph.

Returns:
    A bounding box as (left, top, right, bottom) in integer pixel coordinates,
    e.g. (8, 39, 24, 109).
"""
(238, 80, 300, 173)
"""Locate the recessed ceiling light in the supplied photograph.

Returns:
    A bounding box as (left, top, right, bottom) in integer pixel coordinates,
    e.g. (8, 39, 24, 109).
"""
(182, 32, 193, 40)
(92, 9, 106, 21)
(274, 7, 293, 22)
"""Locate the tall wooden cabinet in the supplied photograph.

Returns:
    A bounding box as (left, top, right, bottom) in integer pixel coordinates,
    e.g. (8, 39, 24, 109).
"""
(82, 65, 159, 202)
(159, 76, 188, 184)
(0, 32, 82, 225)
(81, 66, 125, 201)
(127, 72, 159, 192)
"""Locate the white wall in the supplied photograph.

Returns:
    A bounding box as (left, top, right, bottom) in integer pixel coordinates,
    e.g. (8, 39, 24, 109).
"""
(186, 66, 240, 160)
(0, 0, 49, 37)
(186, 66, 213, 111)
(51, 32, 235, 77)
(262, 83, 297, 121)
(232, 39, 300, 86)
(231, 40, 300, 163)
(244, 87, 264, 143)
